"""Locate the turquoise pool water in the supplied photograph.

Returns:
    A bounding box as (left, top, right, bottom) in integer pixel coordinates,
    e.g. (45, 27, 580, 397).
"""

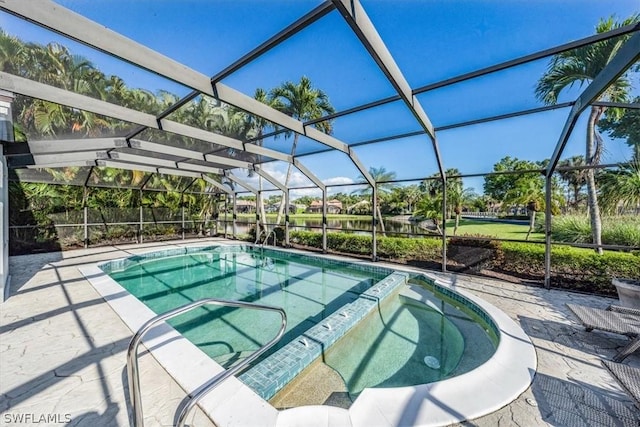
(108, 247, 389, 366)
(104, 245, 498, 400)
(324, 282, 497, 398)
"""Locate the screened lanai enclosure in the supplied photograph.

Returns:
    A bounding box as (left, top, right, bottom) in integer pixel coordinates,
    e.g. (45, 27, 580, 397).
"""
(0, 0, 639, 301)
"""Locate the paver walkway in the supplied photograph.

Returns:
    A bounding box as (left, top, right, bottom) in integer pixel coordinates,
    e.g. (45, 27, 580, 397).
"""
(0, 238, 638, 426)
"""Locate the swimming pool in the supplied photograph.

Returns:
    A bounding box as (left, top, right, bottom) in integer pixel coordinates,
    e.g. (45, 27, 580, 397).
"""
(104, 245, 427, 398)
(82, 242, 536, 427)
(107, 247, 389, 369)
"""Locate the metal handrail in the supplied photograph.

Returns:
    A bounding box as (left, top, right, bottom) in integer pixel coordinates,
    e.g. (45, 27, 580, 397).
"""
(262, 229, 277, 247)
(126, 298, 287, 427)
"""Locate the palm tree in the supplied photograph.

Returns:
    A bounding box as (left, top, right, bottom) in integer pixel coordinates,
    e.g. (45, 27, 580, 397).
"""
(598, 159, 640, 215)
(251, 88, 283, 237)
(0, 30, 25, 74)
(420, 168, 463, 220)
(557, 155, 586, 211)
(503, 176, 545, 240)
(122, 88, 157, 114)
(448, 186, 475, 235)
(503, 174, 565, 240)
(15, 40, 117, 139)
(251, 88, 283, 140)
(599, 96, 640, 160)
(535, 14, 639, 253)
(404, 185, 422, 214)
(202, 89, 282, 238)
(185, 176, 224, 236)
(414, 193, 443, 235)
(388, 185, 420, 214)
(354, 166, 397, 235)
(269, 76, 335, 223)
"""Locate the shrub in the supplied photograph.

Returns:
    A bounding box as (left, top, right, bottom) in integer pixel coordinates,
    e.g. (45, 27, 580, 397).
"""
(547, 216, 591, 243)
(602, 220, 640, 247)
(548, 215, 640, 246)
(272, 226, 285, 245)
(290, 231, 322, 248)
(106, 225, 136, 240)
(327, 233, 371, 255)
(497, 242, 640, 294)
(448, 234, 499, 249)
(247, 226, 257, 242)
(289, 231, 442, 259)
(377, 236, 441, 259)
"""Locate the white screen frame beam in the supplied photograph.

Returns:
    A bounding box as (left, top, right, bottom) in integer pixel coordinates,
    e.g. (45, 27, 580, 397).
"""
(0, 0, 372, 187)
(331, 0, 445, 181)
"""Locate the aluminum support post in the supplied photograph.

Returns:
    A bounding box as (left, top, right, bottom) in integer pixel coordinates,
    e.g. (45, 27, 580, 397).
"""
(232, 193, 237, 240)
(285, 189, 290, 247)
(544, 176, 553, 288)
(223, 196, 228, 239)
(0, 146, 8, 301)
(372, 184, 377, 262)
(181, 204, 185, 240)
(322, 188, 327, 253)
(139, 190, 143, 244)
(442, 178, 447, 272)
(83, 205, 88, 248)
(83, 187, 88, 248)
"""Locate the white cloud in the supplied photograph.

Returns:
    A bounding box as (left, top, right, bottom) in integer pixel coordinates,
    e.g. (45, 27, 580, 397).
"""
(323, 176, 354, 186)
(260, 162, 315, 189)
(290, 188, 322, 200)
(224, 165, 363, 200)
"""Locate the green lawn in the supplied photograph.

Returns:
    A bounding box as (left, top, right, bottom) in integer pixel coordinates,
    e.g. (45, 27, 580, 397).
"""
(232, 213, 543, 241)
(445, 218, 544, 241)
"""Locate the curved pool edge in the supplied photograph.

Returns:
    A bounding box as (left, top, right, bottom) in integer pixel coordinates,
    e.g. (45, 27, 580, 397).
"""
(79, 242, 536, 427)
(342, 273, 537, 427)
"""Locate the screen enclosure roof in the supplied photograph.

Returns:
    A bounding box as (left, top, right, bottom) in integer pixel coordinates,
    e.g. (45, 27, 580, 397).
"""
(0, 0, 638, 195)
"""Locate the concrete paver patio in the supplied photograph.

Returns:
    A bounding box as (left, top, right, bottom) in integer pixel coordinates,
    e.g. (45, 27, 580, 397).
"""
(0, 238, 638, 426)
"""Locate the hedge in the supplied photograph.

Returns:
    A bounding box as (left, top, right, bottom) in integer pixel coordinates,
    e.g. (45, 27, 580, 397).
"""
(289, 231, 639, 295)
(289, 231, 442, 260)
(497, 242, 640, 293)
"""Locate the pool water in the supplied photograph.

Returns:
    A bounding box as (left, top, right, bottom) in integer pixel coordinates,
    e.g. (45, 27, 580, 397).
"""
(323, 283, 497, 398)
(109, 249, 388, 366)
(90, 245, 533, 424)
(107, 246, 499, 401)
(324, 290, 462, 397)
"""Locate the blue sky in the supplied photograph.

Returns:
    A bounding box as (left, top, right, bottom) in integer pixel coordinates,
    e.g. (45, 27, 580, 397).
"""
(1, 0, 638, 196)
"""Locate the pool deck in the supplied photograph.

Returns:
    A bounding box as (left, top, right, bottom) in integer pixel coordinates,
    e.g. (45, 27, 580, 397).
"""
(1, 238, 638, 426)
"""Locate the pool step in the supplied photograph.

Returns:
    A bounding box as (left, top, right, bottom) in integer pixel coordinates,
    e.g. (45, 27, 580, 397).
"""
(239, 271, 410, 400)
(270, 361, 350, 409)
(399, 284, 446, 315)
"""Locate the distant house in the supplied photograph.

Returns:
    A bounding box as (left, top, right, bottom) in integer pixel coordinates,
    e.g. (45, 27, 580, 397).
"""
(265, 204, 278, 213)
(307, 200, 322, 213)
(265, 203, 297, 214)
(306, 199, 343, 214)
(234, 199, 256, 213)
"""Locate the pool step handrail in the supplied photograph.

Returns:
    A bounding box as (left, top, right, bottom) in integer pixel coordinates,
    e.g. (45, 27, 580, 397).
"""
(261, 228, 278, 247)
(126, 298, 287, 427)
